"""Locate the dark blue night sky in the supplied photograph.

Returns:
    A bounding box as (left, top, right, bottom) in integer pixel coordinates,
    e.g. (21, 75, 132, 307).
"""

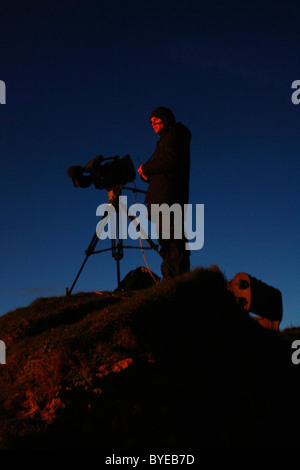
(1, 0, 300, 329)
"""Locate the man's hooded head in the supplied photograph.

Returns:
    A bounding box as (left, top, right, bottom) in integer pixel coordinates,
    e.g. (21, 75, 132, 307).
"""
(150, 106, 176, 126)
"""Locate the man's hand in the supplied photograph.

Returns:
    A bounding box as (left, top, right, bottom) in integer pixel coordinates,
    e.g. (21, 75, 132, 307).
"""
(138, 164, 148, 182)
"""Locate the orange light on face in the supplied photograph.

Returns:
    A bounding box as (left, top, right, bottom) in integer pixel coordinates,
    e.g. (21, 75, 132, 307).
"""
(150, 117, 165, 134)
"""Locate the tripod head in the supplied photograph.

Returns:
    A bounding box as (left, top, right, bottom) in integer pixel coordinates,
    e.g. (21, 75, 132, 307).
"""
(107, 184, 123, 206)
(106, 184, 147, 209)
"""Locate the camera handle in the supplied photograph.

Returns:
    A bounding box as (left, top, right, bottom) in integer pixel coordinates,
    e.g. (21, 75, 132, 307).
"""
(66, 186, 173, 296)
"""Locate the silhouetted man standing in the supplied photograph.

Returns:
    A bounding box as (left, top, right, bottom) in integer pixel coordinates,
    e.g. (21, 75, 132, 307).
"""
(138, 106, 191, 279)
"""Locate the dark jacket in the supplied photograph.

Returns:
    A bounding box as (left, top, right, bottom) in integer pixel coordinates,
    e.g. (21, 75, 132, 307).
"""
(142, 122, 191, 207)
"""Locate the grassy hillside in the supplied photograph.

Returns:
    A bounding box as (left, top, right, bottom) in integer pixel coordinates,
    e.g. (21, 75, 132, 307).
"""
(0, 266, 299, 450)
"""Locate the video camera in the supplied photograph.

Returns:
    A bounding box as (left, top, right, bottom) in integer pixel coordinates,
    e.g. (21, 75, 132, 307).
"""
(67, 154, 136, 191)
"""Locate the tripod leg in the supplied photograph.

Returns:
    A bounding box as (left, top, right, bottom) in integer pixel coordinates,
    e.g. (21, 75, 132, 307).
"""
(116, 246, 121, 287)
(111, 237, 123, 288)
(66, 202, 124, 296)
(118, 199, 176, 276)
(66, 232, 100, 296)
(65, 197, 117, 298)
(66, 253, 89, 296)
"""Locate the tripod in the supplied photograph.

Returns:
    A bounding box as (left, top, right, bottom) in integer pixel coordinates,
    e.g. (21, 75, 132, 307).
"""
(66, 185, 164, 296)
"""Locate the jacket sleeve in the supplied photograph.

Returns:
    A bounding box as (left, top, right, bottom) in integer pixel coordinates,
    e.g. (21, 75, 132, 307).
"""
(142, 131, 178, 176)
